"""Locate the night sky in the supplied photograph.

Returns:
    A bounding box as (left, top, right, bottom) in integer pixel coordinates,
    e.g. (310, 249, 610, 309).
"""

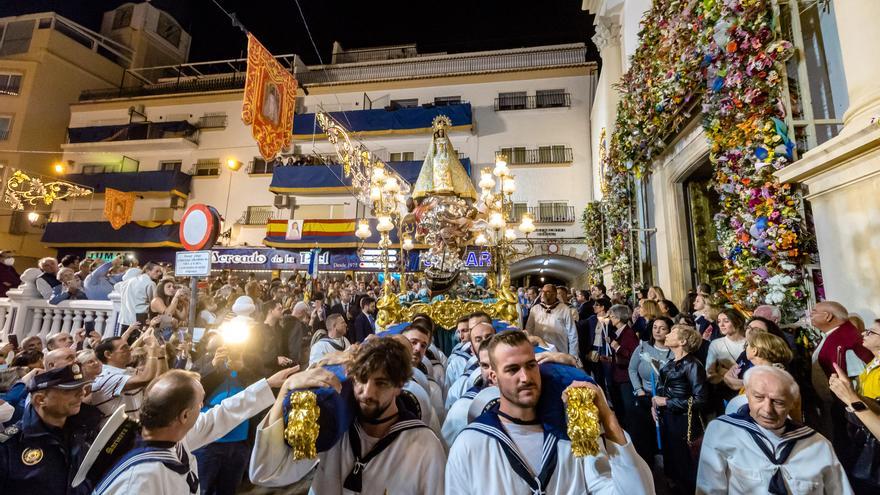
(2, 0, 597, 64)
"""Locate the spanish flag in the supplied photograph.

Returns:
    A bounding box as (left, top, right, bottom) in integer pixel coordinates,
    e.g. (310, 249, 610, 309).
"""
(266, 219, 355, 238)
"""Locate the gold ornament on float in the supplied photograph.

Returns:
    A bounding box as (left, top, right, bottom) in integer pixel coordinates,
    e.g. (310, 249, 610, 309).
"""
(565, 386, 601, 457)
(283, 390, 320, 460)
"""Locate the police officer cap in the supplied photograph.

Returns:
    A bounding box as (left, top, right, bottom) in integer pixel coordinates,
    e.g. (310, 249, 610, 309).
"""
(28, 364, 93, 392)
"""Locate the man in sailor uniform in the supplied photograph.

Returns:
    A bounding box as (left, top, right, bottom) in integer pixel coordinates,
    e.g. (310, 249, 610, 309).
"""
(250, 337, 446, 494)
(450, 315, 471, 355)
(445, 321, 495, 405)
(309, 313, 351, 366)
(697, 365, 853, 494)
(401, 324, 446, 421)
(445, 312, 492, 392)
(445, 330, 654, 494)
(442, 336, 496, 446)
(92, 367, 296, 494)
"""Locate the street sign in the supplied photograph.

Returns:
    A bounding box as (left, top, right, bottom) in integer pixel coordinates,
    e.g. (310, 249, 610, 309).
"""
(180, 204, 221, 251)
(175, 250, 212, 277)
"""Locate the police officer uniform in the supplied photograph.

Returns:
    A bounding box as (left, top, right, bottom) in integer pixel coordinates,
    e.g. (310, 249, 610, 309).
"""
(0, 364, 95, 494)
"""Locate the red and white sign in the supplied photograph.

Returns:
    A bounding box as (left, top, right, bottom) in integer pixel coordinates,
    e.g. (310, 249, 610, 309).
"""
(179, 204, 220, 251)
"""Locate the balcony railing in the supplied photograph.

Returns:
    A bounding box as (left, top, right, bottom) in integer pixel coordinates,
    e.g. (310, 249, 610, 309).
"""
(0, 128, 9, 141)
(80, 73, 247, 101)
(67, 121, 199, 145)
(243, 207, 276, 225)
(497, 147, 573, 165)
(198, 114, 228, 129)
(494, 93, 572, 111)
(529, 205, 577, 224)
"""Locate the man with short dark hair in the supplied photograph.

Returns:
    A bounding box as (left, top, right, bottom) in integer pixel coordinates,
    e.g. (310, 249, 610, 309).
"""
(251, 337, 446, 493)
(441, 336, 496, 446)
(93, 367, 294, 494)
(446, 322, 497, 409)
(309, 313, 350, 365)
(0, 364, 97, 494)
(445, 312, 492, 394)
(445, 330, 653, 494)
(88, 333, 165, 422)
(402, 324, 445, 421)
(452, 316, 471, 354)
(352, 296, 377, 343)
(329, 288, 356, 332)
(309, 292, 328, 332)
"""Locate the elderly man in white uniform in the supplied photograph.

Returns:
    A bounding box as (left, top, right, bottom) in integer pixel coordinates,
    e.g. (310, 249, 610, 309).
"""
(697, 365, 853, 494)
(445, 330, 653, 494)
(250, 337, 446, 494)
(93, 367, 296, 494)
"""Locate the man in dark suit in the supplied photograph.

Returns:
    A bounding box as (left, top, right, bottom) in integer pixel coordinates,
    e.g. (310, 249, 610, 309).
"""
(351, 296, 377, 344)
(329, 288, 356, 334)
(576, 289, 594, 321)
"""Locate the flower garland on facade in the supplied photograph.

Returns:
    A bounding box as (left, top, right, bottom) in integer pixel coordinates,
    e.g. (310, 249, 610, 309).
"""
(581, 201, 604, 286)
(602, 0, 807, 317)
(701, 0, 804, 316)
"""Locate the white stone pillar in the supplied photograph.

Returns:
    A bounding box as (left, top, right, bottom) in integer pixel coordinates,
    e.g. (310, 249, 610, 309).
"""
(834, 0, 880, 135)
(590, 15, 623, 200)
(775, 2, 880, 321)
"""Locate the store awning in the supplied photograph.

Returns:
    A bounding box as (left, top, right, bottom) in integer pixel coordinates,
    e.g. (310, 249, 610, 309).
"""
(292, 103, 473, 138)
(42, 220, 182, 248)
(269, 159, 471, 195)
(64, 170, 192, 197)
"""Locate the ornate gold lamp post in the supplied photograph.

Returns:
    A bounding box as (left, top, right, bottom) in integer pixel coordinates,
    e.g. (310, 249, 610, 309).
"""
(475, 154, 536, 291)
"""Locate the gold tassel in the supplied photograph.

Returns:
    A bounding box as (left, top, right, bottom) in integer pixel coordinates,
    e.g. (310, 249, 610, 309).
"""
(283, 390, 320, 460)
(566, 387, 601, 457)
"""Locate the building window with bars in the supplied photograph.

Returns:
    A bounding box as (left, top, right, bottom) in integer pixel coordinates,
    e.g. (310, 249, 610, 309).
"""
(193, 159, 221, 176)
(537, 202, 572, 223)
(198, 113, 227, 129)
(389, 152, 414, 162)
(499, 147, 527, 164)
(0, 116, 12, 141)
(160, 160, 182, 172)
(497, 91, 527, 111)
(512, 203, 527, 222)
(0, 73, 22, 96)
(245, 206, 274, 225)
(434, 96, 461, 106)
(390, 98, 418, 109)
(250, 157, 279, 174)
(535, 89, 568, 108)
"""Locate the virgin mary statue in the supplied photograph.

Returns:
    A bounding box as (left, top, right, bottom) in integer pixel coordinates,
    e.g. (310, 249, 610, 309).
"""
(412, 116, 477, 201)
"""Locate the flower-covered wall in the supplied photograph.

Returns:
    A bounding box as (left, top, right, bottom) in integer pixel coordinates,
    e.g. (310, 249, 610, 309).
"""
(597, 0, 807, 318)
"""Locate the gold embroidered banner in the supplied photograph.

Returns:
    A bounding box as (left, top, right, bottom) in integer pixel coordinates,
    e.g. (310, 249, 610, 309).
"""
(103, 188, 135, 230)
(241, 33, 298, 160)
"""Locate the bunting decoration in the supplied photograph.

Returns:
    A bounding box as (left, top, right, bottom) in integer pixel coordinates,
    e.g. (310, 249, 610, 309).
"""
(103, 188, 135, 230)
(241, 33, 298, 160)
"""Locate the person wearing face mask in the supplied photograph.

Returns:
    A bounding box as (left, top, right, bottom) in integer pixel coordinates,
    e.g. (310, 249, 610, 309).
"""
(0, 251, 21, 298)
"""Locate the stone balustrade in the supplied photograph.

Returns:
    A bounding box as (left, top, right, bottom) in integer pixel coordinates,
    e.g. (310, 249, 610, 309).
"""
(0, 289, 121, 342)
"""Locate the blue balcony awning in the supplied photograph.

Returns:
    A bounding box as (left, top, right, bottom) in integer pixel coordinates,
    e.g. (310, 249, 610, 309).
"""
(42, 221, 182, 248)
(67, 121, 198, 144)
(268, 159, 471, 195)
(65, 170, 192, 197)
(292, 103, 472, 138)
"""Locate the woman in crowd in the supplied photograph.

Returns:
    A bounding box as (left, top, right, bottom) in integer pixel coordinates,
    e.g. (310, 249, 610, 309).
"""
(629, 315, 674, 465)
(633, 299, 662, 341)
(151, 279, 186, 320)
(856, 319, 880, 400)
(706, 308, 747, 414)
(658, 299, 680, 319)
(585, 297, 612, 392)
(724, 331, 795, 415)
(605, 304, 640, 427)
(648, 285, 666, 302)
(653, 324, 707, 494)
